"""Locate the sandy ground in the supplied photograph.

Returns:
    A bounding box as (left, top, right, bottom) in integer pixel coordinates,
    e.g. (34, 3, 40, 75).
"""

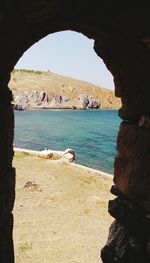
(13, 153, 113, 263)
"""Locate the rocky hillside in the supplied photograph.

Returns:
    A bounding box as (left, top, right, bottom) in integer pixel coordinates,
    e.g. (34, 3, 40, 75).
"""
(9, 69, 121, 110)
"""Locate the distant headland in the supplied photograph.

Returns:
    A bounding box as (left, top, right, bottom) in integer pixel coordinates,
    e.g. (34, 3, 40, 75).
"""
(9, 69, 121, 110)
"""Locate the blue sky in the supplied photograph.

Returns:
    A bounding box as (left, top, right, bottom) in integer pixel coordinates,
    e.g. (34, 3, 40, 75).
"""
(15, 31, 114, 90)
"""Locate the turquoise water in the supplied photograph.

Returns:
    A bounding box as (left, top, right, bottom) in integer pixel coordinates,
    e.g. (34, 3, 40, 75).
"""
(14, 109, 121, 174)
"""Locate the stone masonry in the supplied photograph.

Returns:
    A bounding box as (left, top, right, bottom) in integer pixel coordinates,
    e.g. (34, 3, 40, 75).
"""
(0, 1, 149, 262)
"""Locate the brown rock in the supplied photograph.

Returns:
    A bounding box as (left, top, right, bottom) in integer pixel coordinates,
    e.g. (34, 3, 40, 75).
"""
(114, 121, 150, 212)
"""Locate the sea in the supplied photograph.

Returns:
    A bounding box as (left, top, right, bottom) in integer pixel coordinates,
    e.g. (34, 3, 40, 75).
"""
(14, 109, 121, 174)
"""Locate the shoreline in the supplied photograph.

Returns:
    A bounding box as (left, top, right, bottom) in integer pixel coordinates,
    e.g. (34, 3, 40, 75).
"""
(14, 107, 119, 111)
(14, 147, 113, 177)
(70, 162, 113, 178)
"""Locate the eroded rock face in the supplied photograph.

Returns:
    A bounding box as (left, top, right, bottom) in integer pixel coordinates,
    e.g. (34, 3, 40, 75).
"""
(101, 220, 150, 263)
(88, 98, 100, 109)
(78, 94, 89, 107)
(13, 90, 101, 109)
(78, 94, 100, 109)
(101, 186, 150, 263)
(114, 122, 150, 213)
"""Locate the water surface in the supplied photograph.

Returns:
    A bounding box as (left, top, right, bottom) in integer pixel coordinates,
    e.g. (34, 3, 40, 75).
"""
(14, 109, 121, 174)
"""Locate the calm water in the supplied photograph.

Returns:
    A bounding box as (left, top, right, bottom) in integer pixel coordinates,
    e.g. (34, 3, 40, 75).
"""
(14, 109, 121, 174)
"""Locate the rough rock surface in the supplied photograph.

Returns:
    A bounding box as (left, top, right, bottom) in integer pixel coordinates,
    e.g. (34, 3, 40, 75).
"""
(0, 1, 149, 263)
(101, 185, 150, 263)
(114, 121, 150, 213)
(63, 148, 76, 161)
(10, 70, 121, 110)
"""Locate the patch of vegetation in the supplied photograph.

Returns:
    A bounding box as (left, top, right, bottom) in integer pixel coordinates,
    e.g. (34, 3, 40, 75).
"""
(12, 69, 44, 75)
(19, 242, 32, 253)
(14, 152, 30, 158)
(79, 176, 97, 185)
(84, 208, 91, 215)
(50, 155, 61, 160)
(39, 154, 61, 160)
(96, 200, 107, 207)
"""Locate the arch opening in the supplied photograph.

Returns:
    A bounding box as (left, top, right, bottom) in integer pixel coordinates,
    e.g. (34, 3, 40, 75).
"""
(10, 31, 121, 172)
(9, 32, 119, 262)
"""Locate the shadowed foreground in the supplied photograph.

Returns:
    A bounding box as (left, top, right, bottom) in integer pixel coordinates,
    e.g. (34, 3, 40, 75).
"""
(13, 153, 113, 263)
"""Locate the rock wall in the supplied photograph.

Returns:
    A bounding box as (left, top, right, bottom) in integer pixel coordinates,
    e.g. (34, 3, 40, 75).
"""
(13, 91, 101, 110)
(0, 1, 149, 262)
(10, 70, 121, 110)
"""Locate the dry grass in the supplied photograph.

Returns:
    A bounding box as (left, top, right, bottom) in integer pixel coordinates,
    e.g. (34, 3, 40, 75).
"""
(13, 153, 113, 263)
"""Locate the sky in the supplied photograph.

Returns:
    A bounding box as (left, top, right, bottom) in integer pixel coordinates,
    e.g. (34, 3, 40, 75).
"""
(15, 31, 114, 90)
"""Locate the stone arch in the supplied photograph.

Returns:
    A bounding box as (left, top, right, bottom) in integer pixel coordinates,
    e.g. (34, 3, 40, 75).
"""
(0, 1, 150, 262)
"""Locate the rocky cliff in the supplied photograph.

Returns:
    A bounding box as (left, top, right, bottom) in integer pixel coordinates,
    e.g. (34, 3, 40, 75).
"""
(9, 70, 121, 110)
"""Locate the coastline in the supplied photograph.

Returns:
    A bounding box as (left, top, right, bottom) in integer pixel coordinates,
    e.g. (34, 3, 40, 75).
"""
(14, 147, 113, 177)
(13, 106, 119, 111)
(70, 162, 113, 178)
